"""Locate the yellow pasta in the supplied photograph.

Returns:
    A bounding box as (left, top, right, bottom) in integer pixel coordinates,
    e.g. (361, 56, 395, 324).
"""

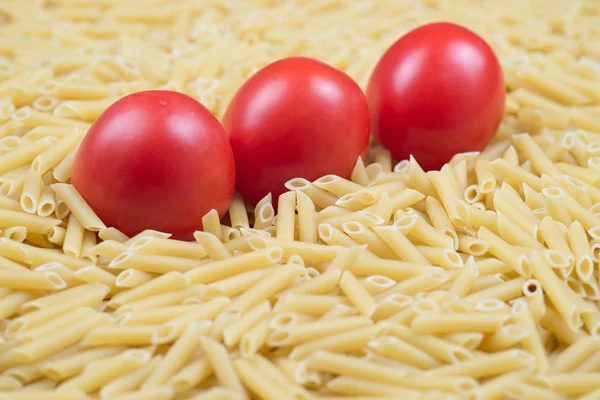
(31, 127, 83, 175)
(0, 209, 60, 234)
(0, 2, 598, 398)
(51, 183, 105, 231)
(58, 348, 151, 392)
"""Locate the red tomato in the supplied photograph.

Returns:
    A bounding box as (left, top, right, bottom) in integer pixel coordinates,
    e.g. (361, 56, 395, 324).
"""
(72, 91, 235, 240)
(367, 22, 505, 171)
(223, 57, 370, 205)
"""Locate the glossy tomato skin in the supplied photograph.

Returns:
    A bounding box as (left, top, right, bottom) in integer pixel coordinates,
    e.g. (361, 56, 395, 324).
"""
(223, 57, 370, 205)
(367, 22, 505, 171)
(72, 90, 235, 240)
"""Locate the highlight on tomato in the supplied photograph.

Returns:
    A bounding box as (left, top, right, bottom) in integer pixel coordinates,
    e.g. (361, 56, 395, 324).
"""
(223, 57, 371, 205)
(72, 90, 235, 240)
(367, 22, 505, 171)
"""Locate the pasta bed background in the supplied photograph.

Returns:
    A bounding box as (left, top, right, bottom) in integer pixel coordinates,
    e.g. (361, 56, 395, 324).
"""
(0, 0, 599, 399)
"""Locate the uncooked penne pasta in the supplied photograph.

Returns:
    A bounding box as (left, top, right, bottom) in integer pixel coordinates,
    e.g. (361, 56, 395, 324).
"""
(51, 184, 106, 231)
(200, 336, 248, 399)
(0, 3, 598, 399)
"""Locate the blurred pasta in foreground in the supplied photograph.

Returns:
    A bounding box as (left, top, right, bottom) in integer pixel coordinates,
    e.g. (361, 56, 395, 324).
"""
(0, 0, 600, 399)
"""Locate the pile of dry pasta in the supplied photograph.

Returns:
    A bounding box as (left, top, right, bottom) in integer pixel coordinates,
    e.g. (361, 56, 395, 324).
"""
(1, 0, 600, 399)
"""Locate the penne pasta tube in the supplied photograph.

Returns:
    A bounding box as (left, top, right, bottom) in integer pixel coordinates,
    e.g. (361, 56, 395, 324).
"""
(63, 213, 84, 258)
(119, 303, 215, 326)
(407, 155, 435, 196)
(20, 171, 43, 215)
(127, 235, 205, 259)
(74, 265, 115, 289)
(386, 322, 472, 364)
(372, 226, 430, 264)
(79, 325, 160, 347)
(98, 227, 129, 243)
(100, 355, 163, 398)
(248, 236, 342, 262)
(58, 349, 151, 393)
(37, 186, 56, 218)
(0, 270, 65, 290)
(395, 211, 454, 249)
(51, 184, 106, 231)
(325, 376, 421, 398)
(40, 80, 111, 100)
(39, 347, 124, 382)
(7, 284, 108, 337)
(415, 246, 463, 269)
(109, 271, 190, 307)
(0, 137, 55, 175)
(322, 210, 384, 230)
(530, 252, 582, 330)
(339, 271, 376, 316)
(348, 256, 431, 280)
(116, 287, 212, 315)
(411, 312, 509, 334)
(476, 366, 535, 400)
(5, 311, 113, 363)
(150, 301, 224, 344)
(168, 356, 212, 393)
(226, 263, 304, 312)
(274, 293, 348, 316)
(249, 354, 312, 400)
(31, 128, 83, 175)
(319, 222, 360, 247)
(326, 245, 365, 271)
(424, 196, 458, 249)
(351, 157, 370, 186)
(478, 323, 527, 352)
(541, 373, 600, 396)
(109, 251, 204, 274)
(296, 190, 317, 243)
(541, 307, 586, 345)
(390, 189, 425, 213)
(232, 358, 284, 400)
(276, 191, 296, 241)
(375, 268, 449, 300)
(184, 247, 283, 284)
(115, 269, 155, 289)
(368, 335, 440, 369)
(549, 336, 600, 373)
(428, 170, 463, 228)
(223, 301, 271, 348)
(512, 133, 563, 176)
(455, 200, 498, 233)
(427, 349, 535, 378)
(341, 222, 396, 258)
(285, 178, 338, 209)
(0, 210, 60, 234)
(477, 227, 531, 277)
(192, 231, 232, 260)
(268, 315, 371, 347)
(80, 230, 97, 263)
(450, 256, 479, 296)
(314, 175, 364, 196)
(505, 382, 565, 400)
(289, 324, 381, 361)
(200, 337, 249, 399)
(463, 277, 526, 303)
(228, 192, 249, 230)
(489, 159, 543, 191)
(238, 313, 273, 358)
(0, 195, 21, 212)
(13, 106, 89, 128)
(142, 322, 207, 388)
(457, 234, 489, 256)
